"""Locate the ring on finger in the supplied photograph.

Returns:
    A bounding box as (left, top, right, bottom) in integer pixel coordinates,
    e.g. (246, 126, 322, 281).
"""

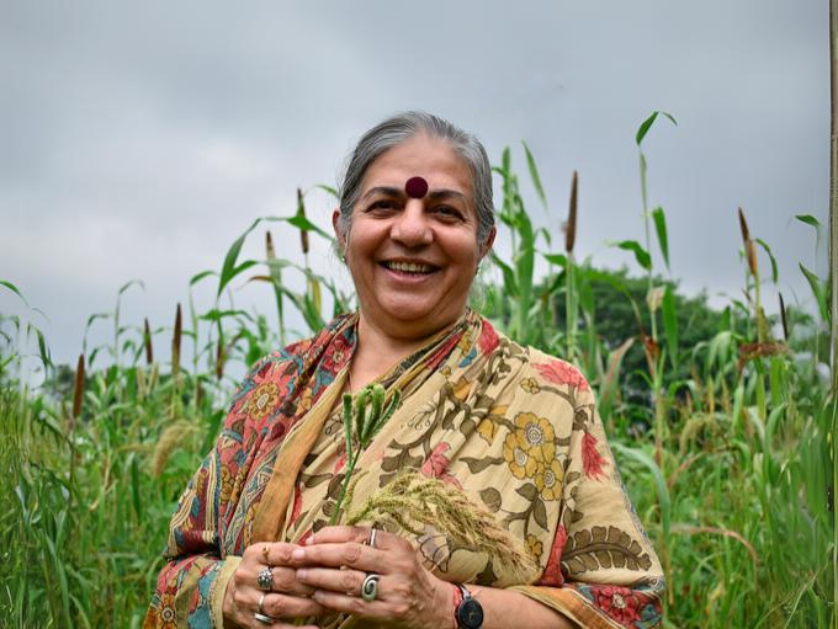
(261, 545, 270, 563)
(368, 528, 378, 549)
(257, 566, 273, 591)
(258, 592, 267, 615)
(254, 611, 274, 625)
(361, 573, 380, 602)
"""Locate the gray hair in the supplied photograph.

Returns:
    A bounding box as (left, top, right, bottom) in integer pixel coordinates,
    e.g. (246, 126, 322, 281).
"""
(337, 111, 495, 247)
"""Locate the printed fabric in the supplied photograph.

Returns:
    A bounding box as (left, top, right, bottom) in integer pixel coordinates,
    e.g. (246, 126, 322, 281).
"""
(143, 310, 664, 628)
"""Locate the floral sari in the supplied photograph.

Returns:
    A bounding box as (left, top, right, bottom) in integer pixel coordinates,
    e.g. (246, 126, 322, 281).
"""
(144, 310, 664, 629)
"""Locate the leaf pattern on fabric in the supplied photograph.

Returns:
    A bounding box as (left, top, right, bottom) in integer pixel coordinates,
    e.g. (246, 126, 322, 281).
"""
(563, 526, 654, 575)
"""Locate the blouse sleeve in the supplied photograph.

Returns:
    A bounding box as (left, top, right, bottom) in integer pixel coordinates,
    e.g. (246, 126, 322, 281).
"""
(143, 353, 282, 629)
(511, 377, 665, 629)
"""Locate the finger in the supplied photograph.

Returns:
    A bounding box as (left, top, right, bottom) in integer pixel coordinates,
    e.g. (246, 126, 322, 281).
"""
(258, 542, 304, 567)
(257, 565, 317, 597)
(261, 592, 327, 619)
(310, 589, 391, 620)
(305, 525, 370, 546)
(292, 542, 386, 573)
(295, 566, 368, 596)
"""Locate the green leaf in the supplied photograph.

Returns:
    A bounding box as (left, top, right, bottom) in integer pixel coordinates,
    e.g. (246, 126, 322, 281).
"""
(543, 253, 568, 268)
(189, 270, 216, 286)
(635, 111, 677, 146)
(662, 285, 678, 370)
(522, 141, 548, 210)
(282, 214, 332, 240)
(0, 280, 28, 306)
(490, 253, 518, 296)
(755, 238, 778, 284)
(315, 184, 339, 199)
(614, 240, 652, 271)
(218, 218, 260, 298)
(118, 279, 144, 296)
(799, 263, 828, 321)
(612, 443, 670, 538)
(795, 214, 820, 229)
(651, 207, 669, 270)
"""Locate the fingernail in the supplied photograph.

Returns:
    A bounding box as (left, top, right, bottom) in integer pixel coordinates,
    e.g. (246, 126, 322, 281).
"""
(292, 548, 305, 560)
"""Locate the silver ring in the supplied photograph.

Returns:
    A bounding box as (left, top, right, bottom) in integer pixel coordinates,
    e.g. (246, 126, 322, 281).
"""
(258, 592, 267, 615)
(254, 611, 274, 625)
(257, 566, 273, 591)
(368, 528, 378, 549)
(361, 573, 380, 602)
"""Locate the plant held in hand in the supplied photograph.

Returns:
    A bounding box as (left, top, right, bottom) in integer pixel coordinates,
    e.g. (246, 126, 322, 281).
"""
(329, 383, 401, 525)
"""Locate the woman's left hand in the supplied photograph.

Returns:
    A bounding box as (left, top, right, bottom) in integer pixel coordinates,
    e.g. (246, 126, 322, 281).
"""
(291, 526, 454, 629)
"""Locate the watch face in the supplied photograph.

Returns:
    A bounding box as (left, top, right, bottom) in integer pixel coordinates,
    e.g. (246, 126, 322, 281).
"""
(457, 598, 484, 629)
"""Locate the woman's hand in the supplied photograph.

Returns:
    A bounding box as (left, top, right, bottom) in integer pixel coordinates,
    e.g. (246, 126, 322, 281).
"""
(222, 542, 326, 628)
(291, 526, 455, 629)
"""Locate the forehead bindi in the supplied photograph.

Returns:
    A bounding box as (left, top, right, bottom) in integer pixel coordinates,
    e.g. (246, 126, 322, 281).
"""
(405, 176, 429, 199)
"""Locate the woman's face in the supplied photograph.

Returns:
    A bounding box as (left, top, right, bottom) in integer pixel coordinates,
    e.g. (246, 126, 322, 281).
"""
(334, 134, 494, 341)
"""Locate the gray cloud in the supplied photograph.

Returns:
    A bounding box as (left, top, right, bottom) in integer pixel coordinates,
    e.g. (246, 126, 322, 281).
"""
(0, 0, 829, 368)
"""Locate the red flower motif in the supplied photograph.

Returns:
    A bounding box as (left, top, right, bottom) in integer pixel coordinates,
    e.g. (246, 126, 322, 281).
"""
(478, 322, 499, 354)
(322, 334, 352, 375)
(289, 482, 303, 526)
(421, 442, 462, 488)
(592, 585, 642, 624)
(582, 431, 606, 480)
(422, 442, 451, 477)
(538, 525, 567, 586)
(534, 360, 589, 391)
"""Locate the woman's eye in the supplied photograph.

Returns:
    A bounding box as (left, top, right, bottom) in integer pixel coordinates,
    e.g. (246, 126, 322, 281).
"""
(368, 200, 397, 211)
(435, 206, 464, 220)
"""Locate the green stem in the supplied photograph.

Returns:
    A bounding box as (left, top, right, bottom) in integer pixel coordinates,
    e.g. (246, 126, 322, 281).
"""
(329, 453, 357, 525)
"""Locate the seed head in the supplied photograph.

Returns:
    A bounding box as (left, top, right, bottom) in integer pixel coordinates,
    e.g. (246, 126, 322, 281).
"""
(143, 317, 154, 365)
(564, 171, 578, 254)
(297, 188, 310, 255)
(72, 353, 85, 419)
(172, 303, 182, 379)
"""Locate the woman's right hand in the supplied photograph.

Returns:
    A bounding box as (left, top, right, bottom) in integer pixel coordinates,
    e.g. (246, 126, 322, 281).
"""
(223, 542, 326, 628)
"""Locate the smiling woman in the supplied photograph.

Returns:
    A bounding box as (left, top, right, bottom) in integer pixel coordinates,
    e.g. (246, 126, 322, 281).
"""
(144, 112, 664, 629)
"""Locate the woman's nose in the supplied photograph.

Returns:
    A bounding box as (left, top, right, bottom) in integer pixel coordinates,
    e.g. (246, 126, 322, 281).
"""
(390, 201, 432, 246)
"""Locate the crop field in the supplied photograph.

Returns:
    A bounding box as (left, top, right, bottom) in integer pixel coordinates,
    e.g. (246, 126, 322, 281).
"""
(0, 115, 834, 628)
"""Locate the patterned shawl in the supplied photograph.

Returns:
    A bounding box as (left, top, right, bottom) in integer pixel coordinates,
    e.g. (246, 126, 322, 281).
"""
(144, 310, 664, 629)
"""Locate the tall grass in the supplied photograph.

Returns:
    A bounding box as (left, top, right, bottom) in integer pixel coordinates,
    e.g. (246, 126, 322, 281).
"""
(0, 116, 833, 628)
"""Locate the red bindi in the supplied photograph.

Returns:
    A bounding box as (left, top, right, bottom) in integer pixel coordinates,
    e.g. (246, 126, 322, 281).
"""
(404, 176, 429, 199)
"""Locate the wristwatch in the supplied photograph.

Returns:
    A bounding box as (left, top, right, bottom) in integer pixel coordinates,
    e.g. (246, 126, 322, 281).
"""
(455, 584, 484, 629)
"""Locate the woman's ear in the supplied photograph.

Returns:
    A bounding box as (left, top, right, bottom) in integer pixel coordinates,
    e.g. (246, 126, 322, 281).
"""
(332, 209, 346, 258)
(479, 226, 497, 260)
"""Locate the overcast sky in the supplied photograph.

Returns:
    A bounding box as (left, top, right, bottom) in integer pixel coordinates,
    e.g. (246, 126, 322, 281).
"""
(0, 1, 830, 371)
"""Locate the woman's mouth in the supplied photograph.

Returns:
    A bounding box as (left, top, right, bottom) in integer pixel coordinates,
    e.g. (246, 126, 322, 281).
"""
(380, 260, 438, 276)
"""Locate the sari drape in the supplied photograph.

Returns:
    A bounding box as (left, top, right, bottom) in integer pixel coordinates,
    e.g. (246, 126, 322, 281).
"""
(144, 310, 664, 629)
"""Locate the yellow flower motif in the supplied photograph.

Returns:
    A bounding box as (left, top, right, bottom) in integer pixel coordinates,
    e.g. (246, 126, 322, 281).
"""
(246, 382, 280, 419)
(451, 377, 472, 402)
(219, 466, 233, 505)
(297, 387, 314, 414)
(521, 377, 541, 394)
(503, 432, 539, 479)
(158, 593, 178, 629)
(534, 457, 564, 501)
(477, 418, 498, 443)
(513, 412, 556, 463)
(526, 534, 544, 560)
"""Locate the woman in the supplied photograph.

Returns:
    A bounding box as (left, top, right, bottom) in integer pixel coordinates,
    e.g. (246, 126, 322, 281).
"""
(144, 112, 664, 629)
